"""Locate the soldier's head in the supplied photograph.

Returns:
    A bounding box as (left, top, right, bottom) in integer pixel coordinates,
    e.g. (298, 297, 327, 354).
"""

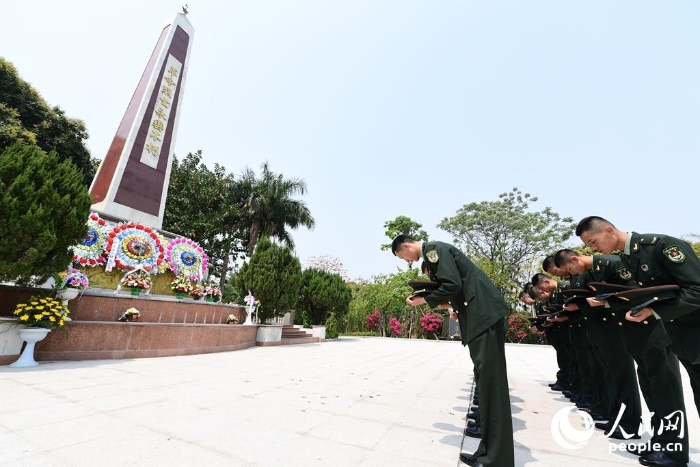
(391, 235, 422, 262)
(519, 290, 535, 305)
(527, 283, 550, 301)
(531, 272, 557, 293)
(553, 249, 590, 275)
(542, 255, 568, 278)
(575, 216, 624, 254)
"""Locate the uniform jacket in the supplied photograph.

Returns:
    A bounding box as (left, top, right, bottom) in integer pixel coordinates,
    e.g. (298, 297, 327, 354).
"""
(620, 232, 700, 323)
(421, 241, 507, 345)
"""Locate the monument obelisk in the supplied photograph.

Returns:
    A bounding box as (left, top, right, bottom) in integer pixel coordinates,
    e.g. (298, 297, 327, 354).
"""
(89, 12, 194, 230)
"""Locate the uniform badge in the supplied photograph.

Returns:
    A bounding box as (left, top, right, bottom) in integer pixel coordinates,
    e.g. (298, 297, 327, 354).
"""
(617, 268, 632, 280)
(426, 250, 439, 263)
(641, 264, 649, 272)
(663, 246, 685, 263)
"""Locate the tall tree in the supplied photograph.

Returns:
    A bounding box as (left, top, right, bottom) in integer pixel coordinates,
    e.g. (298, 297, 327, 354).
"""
(0, 58, 94, 187)
(163, 151, 247, 287)
(305, 255, 349, 281)
(237, 236, 302, 322)
(381, 215, 429, 251)
(438, 188, 575, 303)
(0, 142, 91, 284)
(239, 161, 315, 256)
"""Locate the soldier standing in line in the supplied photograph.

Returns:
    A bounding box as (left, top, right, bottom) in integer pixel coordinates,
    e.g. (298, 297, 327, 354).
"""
(576, 216, 690, 467)
(392, 235, 514, 467)
(553, 249, 643, 441)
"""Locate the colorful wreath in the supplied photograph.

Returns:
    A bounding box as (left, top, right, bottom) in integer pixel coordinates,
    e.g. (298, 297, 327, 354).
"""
(105, 222, 165, 272)
(72, 212, 109, 266)
(165, 237, 208, 280)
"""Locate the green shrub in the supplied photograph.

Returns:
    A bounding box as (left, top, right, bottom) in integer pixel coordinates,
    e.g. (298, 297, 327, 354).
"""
(0, 142, 91, 284)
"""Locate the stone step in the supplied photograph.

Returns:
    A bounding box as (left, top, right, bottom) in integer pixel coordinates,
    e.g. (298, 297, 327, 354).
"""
(281, 337, 320, 345)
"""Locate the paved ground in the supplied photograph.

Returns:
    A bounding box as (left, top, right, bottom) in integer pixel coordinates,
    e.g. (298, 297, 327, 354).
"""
(1, 338, 698, 466)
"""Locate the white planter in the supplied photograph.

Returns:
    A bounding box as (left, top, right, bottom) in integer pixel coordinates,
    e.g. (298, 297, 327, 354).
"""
(56, 288, 80, 321)
(256, 325, 282, 343)
(10, 328, 51, 368)
(0, 318, 24, 357)
(243, 305, 255, 325)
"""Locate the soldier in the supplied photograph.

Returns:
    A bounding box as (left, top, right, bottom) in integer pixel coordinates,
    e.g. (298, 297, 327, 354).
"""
(553, 249, 643, 440)
(392, 235, 514, 467)
(576, 216, 691, 467)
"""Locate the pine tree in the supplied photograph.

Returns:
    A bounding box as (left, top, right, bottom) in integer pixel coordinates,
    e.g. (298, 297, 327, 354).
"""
(0, 142, 91, 284)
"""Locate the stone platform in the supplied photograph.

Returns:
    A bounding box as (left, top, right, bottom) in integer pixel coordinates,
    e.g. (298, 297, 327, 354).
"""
(0, 286, 257, 364)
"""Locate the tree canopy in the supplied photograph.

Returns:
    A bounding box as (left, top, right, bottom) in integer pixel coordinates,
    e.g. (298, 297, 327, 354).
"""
(237, 236, 302, 322)
(438, 188, 575, 303)
(298, 268, 351, 325)
(0, 57, 95, 187)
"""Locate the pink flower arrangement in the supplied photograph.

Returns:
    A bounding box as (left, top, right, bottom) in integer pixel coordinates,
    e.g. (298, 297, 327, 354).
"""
(366, 309, 381, 331)
(420, 313, 443, 335)
(388, 317, 404, 337)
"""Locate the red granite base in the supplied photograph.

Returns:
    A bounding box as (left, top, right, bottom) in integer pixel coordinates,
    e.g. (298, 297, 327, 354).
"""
(1, 286, 256, 364)
(32, 321, 257, 361)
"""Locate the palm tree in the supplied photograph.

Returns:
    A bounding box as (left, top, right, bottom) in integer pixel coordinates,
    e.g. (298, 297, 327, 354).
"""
(235, 162, 315, 256)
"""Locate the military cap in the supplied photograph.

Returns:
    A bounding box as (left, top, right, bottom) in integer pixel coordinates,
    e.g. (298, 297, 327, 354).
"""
(407, 280, 440, 298)
(614, 285, 680, 316)
(559, 288, 595, 305)
(586, 282, 636, 300)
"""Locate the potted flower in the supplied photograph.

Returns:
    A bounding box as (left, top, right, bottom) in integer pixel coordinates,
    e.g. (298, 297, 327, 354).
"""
(243, 291, 260, 325)
(170, 274, 193, 299)
(225, 314, 238, 324)
(55, 268, 90, 309)
(10, 296, 69, 368)
(118, 307, 141, 322)
(121, 269, 152, 296)
(190, 285, 204, 300)
(203, 281, 222, 303)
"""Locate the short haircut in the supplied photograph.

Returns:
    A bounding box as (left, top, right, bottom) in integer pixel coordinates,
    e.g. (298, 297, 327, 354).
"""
(518, 290, 529, 299)
(391, 235, 416, 255)
(522, 282, 533, 292)
(553, 249, 577, 268)
(527, 285, 540, 300)
(531, 273, 550, 287)
(541, 255, 556, 273)
(575, 216, 615, 236)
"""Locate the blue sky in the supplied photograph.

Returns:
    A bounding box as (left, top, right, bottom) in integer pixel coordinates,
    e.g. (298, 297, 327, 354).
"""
(3, 1, 699, 280)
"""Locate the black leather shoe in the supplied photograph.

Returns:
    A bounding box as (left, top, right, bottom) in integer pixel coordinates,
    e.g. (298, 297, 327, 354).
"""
(595, 421, 611, 431)
(464, 425, 482, 438)
(467, 411, 479, 421)
(588, 411, 608, 421)
(606, 427, 641, 440)
(459, 453, 477, 465)
(550, 383, 565, 391)
(469, 406, 479, 413)
(562, 390, 572, 397)
(467, 419, 479, 428)
(639, 451, 687, 467)
(575, 400, 591, 409)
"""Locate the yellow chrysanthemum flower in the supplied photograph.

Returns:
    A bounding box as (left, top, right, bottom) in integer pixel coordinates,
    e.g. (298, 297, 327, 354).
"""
(33, 314, 43, 320)
(19, 315, 29, 321)
(49, 316, 56, 322)
(59, 320, 64, 326)
(36, 305, 45, 310)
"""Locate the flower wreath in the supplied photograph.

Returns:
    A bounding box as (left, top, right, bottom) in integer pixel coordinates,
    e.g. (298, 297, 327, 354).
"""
(106, 222, 164, 272)
(165, 237, 208, 280)
(72, 213, 109, 266)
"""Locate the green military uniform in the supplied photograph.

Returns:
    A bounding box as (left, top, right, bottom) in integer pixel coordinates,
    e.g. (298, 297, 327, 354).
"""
(578, 255, 642, 434)
(622, 232, 700, 417)
(421, 241, 514, 467)
(600, 239, 689, 463)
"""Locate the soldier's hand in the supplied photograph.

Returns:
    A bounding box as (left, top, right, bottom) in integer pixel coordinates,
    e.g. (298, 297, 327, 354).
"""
(406, 296, 426, 306)
(562, 303, 579, 311)
(437, 302, 452, 310)
(625, 308, 654, 322)
(450, 312, 459, 320)
(586, 297, 605, 307)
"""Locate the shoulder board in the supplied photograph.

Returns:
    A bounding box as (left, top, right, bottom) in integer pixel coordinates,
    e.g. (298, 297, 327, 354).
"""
(639, 235, 660, 245)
